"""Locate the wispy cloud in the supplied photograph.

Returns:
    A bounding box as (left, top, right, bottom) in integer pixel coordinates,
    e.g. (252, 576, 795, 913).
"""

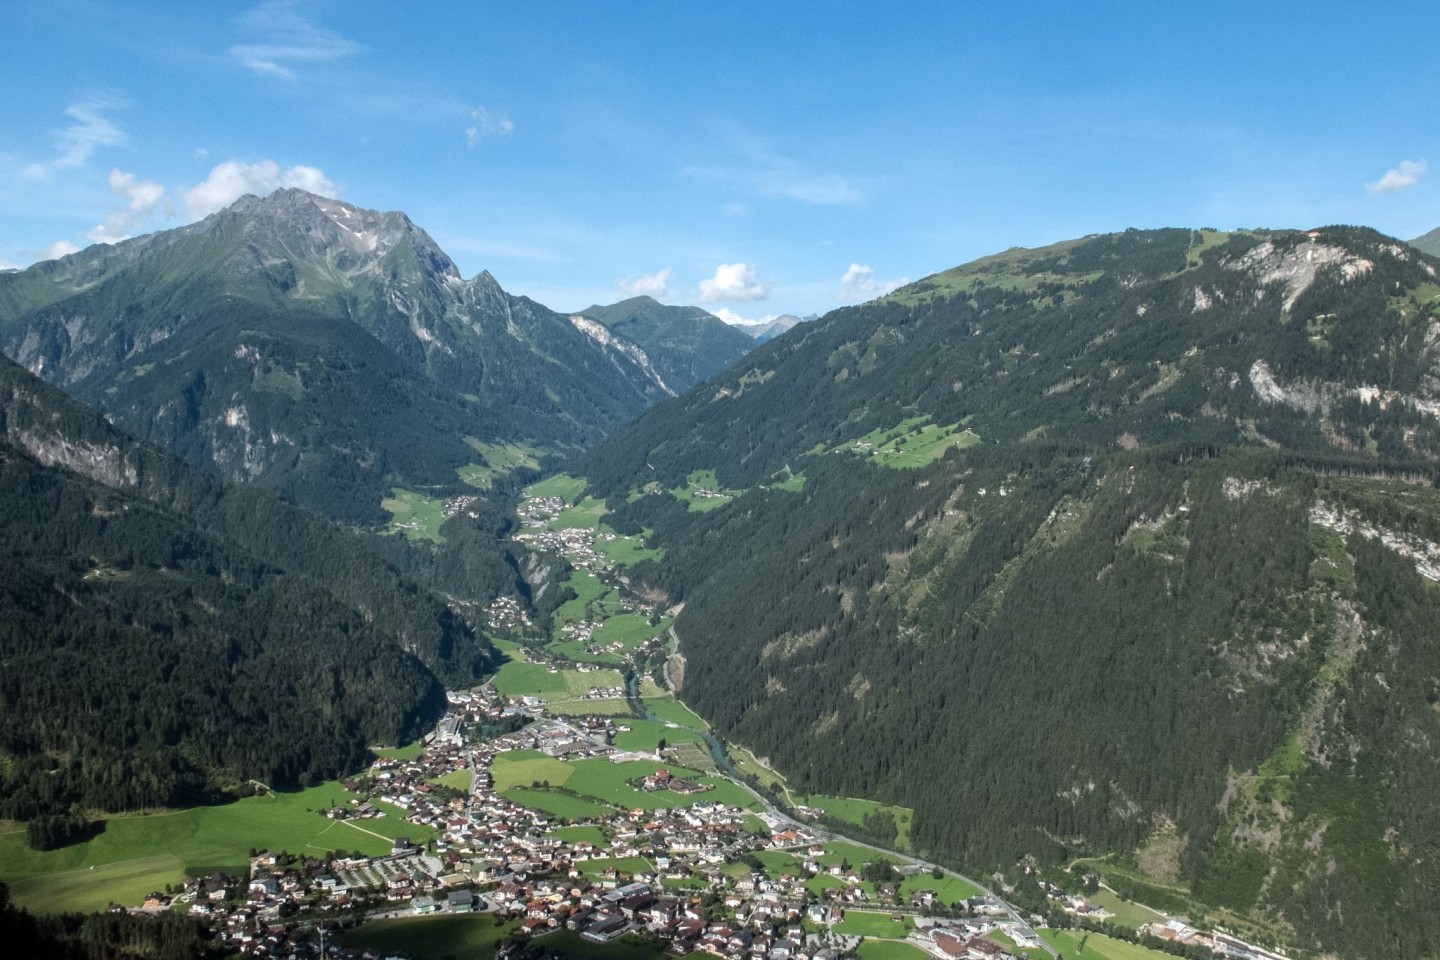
(1367, 159, 1426, 195)
(88, 169, 166, 244)
(837, 263, 908, 303)
(184, 159, 337, 218)
(466, 106, 514, 145)
(685, 133, 865, 207)
(229, 1, 361, 79)
(23, 99, 126, 180)
(699, 263, 769, 302)
(615, 267, 671, 299)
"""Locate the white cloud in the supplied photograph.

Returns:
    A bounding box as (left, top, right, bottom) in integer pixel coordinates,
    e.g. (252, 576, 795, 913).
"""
(615, 267, 671, 299)
(837, 263, 909, 302)
(87, 168, 166, 244)
(23, 99, 125, 179)
(229, 0, 361, 79)
(1367, 160, 1426, 195)
(466, 106, 514, 145)
(33, 240, 81, 262)
(184, 160, 337, 218)
(684, 135, 864, 207)
(711, 307, 778, 326)
(0, 260, 22, 272)
(699, 263, 769, 302)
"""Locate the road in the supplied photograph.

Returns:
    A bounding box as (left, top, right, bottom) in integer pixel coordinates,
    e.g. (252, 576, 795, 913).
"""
(662, 624, 1056, 957)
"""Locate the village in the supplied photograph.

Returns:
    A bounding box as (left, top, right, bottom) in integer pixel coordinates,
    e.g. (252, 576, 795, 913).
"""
(117, 481, 1297, 960)
(135, 681, 1042, 960)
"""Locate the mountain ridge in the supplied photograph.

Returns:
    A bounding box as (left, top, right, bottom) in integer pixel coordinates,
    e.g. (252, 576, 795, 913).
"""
(574, 224, 1440, 960)
(0, 189, 673, 525)
(0, 350, 493, 820)
(580, 294, 756, 392)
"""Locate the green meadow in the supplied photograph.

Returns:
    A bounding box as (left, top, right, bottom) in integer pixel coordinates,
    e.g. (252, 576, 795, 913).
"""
(500, 787, 615, 821)
(799, 794, 915, 848)
(338, 915, 521, 959)
(458, 438, 542, 488)
(380, 488, 447, 542)
(857, 941, 930, 960)
(838, 416, 979, 469)
(524, 472, 588, 502)
(834, 910, 914, 938)
(0, 778, 435, 914)
(671, 469, 741, 512)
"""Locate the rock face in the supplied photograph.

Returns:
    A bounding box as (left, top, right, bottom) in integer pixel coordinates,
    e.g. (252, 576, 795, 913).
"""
(580, 295, 756, 392)
(0, 189, 671, 521)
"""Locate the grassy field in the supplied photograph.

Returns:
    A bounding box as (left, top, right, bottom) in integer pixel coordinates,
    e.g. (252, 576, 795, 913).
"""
(665, 740, 715, 773)
(492, 660, 624, 699)
(730, 743, 789, 793)
(432, 769, 472, 791)
(838, 416, 980, 469)
(589, 613, 668, 655)
(373, 741, 426, 761)
(0, 778, 435, 912)
(551, 569, 614, 628)
(550, 496, 608, 530)
(525, 473, 588, 502)
(541, 697, 634, 717)
(1092, 888, 1168, 928)
(501, 787, 615, 821)
(643, 696, 709, 730)
(806, 873, 846, 895)
(337, 914, 520, 959)
(815, 841, 900, 867)
(857, 941, 929, 960)
(562, 758, 760, 812)
(380, 488, 447, 542)
(1039, 930, 1177, 960)
(8, 855, 184, 915)
(458, 438, 542, 488)
(671, 469, 741, 512)
(835, 910, 914, 938)
(490, 752, 575, 791)
(898, 872, 981, 905)
(592, 526, 665, 566)
(800, 794, 914, 848)
(752, 850, 805, 876)
(534, 929, 670, 960)
(546, 825, 607, 847)
(612, 718, 707, 753)
(770, 470, 807, 492)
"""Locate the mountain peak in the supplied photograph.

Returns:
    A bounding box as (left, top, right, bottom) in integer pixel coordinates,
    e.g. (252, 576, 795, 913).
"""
(1412, 226, 1440, 257)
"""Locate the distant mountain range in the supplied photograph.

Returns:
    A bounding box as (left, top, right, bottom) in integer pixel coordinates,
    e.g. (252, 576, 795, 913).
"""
(580, 226, 1440, 960)
(581, 295, 756, 391)
(729, 313, 812, 343)
(1413, 225, 1440, 256)
(0, 189, 679, 524)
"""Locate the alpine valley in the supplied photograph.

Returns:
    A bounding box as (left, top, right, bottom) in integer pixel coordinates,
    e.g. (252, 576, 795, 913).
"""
(4, 204, 1440, 960)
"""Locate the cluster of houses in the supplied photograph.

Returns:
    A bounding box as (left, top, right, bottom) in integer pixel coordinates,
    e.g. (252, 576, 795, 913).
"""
(486, 595, 533, 631)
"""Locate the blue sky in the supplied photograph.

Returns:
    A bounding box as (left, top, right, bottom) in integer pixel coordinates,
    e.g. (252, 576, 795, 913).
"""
(2, 1, 1436, 321)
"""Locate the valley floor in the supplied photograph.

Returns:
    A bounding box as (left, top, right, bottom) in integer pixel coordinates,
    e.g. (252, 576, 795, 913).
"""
(0, 480, 1297, 960)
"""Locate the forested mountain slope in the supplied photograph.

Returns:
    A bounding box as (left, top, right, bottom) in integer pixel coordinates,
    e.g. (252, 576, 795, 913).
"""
(0, 353, 492, 824)
(575, 227, 1440, 959)
(1414, 225, 1440, 257)
(0, 189, 673, 525)
(582, 295, 756, 393)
